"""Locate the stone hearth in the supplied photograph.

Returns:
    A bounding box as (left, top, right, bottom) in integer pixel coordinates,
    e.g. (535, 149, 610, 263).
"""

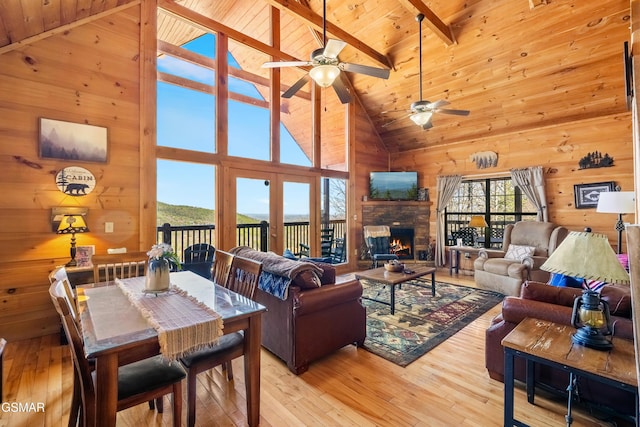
(362, 201, 431, 263)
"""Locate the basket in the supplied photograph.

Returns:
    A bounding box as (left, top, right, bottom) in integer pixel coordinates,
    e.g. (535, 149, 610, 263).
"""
(384, 262, 404, 272)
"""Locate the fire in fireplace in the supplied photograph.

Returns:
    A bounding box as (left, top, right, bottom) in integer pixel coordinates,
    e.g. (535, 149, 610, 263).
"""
(390, 227, 414, 260)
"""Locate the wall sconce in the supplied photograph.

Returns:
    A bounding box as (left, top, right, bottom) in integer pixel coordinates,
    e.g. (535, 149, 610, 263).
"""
(52, 207, 89, 267)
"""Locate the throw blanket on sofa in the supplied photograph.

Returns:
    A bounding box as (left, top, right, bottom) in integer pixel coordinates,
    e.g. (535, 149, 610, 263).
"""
(229, 246, 323, 299)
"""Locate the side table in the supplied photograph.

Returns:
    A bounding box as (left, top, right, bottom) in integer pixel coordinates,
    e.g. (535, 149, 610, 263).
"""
(448, 246, 502, 275)
(502, 317, 638, 426)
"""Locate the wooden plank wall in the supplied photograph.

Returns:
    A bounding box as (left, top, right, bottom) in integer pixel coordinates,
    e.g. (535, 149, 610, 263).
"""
(0, 3, 390, 341)
(0, 6, 143, 341)
(389, 112, 634, 252)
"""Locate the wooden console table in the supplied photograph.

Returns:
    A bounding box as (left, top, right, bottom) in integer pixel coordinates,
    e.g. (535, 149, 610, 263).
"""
(502, 317, 638, 426)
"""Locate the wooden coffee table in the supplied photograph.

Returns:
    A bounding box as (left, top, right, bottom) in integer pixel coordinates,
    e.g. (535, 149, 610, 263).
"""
(355, 265, 436, 314)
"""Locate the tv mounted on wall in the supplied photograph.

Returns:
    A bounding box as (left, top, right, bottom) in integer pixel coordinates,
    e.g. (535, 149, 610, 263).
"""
(369, 171, 418, 200)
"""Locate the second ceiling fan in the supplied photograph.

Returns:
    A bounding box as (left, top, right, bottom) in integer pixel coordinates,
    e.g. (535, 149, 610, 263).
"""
(261, 0, 390, 104)
(384, 13, 470, 130)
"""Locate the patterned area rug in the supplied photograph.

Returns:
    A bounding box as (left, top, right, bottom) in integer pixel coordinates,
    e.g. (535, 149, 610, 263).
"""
(361, 279, 504, 367)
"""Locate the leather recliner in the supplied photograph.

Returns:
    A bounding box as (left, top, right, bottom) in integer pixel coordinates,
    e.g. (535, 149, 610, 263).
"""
(473, 221, 568, 296)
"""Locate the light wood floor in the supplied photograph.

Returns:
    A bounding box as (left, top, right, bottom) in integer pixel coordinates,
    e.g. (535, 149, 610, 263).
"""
(0, 269, 625, 426)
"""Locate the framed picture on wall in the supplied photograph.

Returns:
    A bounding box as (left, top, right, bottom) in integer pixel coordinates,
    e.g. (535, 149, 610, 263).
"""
(573, 181, 615, 209)
(75, 245, 95, 268)
(39, 118, 108, 163)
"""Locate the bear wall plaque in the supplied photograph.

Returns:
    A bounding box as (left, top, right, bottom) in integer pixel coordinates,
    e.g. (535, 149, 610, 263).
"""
(55, 166, 96, 196)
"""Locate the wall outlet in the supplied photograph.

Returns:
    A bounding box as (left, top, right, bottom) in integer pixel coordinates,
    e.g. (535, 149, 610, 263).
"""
(105, 222, 114, 233)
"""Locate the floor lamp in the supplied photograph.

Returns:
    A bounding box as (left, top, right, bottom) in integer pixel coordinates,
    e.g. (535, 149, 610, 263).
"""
(596, 191, 635, 254)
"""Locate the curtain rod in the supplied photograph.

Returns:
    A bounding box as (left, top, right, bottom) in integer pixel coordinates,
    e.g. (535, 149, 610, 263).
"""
(462, 171, 510, 180)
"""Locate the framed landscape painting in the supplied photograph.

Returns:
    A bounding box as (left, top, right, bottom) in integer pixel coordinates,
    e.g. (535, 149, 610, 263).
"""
(39, 118, 108, 163)
(573, 181, 615, 209)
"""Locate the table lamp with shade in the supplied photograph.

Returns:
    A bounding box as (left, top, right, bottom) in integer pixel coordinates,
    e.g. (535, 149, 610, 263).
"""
(56, 213, 89, 267)
(468, 215, 488, 247)
(540, 229, 630, 350)
(596, 190, 635, 254)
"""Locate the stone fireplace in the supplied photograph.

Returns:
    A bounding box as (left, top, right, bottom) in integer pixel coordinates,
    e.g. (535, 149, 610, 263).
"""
(362, 200, 431, 264)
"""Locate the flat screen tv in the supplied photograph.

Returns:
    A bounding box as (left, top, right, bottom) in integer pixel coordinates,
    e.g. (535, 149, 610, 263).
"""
(369, 171, 418, 200)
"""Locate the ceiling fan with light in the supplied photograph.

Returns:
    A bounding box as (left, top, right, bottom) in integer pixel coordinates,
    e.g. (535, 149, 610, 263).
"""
(383, 13, 469, 130)
(261, 0, 390, 104)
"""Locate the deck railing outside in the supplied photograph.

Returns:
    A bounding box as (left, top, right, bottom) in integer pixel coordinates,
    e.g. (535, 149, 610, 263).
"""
(158, 220, 346, 261)
(444, 213, 537, 248)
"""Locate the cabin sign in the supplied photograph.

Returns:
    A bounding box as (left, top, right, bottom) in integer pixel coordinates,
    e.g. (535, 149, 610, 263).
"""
(55, 166, 96, 196)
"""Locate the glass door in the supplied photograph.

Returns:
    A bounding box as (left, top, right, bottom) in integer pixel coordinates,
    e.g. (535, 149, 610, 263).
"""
(230, 170, 313, 256)
(282, 179, 312, 258)
(234, 175, 272, 251)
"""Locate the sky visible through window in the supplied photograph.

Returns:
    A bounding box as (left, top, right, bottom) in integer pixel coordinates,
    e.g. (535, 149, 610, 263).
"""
(156, 34, 311, 215)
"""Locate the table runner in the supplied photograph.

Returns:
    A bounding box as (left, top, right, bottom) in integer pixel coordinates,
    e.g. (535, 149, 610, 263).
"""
(116, 276, 223, 360)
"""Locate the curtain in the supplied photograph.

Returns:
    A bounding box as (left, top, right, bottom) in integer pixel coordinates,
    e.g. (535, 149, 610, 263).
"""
(510, 166, 548, 222)
(435, 175, 462, 267)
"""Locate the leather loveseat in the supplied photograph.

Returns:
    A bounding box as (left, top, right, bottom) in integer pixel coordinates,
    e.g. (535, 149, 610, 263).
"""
(230, 246, 366, 374)
(486, 281, 634, 416)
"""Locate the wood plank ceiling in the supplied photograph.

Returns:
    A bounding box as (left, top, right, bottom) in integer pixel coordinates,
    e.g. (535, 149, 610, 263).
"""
(0, 0, 631, 153)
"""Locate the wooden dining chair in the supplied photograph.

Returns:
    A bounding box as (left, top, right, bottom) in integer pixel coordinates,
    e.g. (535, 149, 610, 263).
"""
(211, 249, 234, 286)
(181, 255, 262, 427)
(91, 251, 148, 282)
(227, 255, 262, 300)
(49, 280, 186, 427)
(48, 267, 79, 321)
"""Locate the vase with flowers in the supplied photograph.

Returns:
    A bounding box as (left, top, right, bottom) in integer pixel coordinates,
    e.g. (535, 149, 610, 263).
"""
(145, 243, 181, 293)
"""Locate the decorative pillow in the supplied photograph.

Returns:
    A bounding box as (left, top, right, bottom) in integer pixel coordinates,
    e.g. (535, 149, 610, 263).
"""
(585, 279, 606, 292)
(306, 260, 336, 285)
(548, 273, 583, 289)
(292, 270, 322, 289)
(504, 244, 536, 261)
(282, 248, 298, 260)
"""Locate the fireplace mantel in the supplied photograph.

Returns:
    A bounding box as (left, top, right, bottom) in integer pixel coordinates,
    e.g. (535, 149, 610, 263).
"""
(362, 200, 432, 207)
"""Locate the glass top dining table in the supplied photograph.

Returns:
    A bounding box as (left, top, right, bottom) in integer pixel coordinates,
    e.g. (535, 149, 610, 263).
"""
(77, 270, 266, 427)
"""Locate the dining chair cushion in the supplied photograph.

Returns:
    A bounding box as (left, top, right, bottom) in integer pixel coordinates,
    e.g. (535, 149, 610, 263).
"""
(180, 332, 244, 368)
(109, 356, 186, 401)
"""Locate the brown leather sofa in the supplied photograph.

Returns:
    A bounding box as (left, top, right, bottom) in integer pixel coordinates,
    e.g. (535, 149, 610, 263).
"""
(231, 247, 366, 374)
(486, 281, 634, 416)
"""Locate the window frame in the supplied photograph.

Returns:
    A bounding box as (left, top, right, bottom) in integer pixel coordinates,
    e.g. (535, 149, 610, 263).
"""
(445, 177, 538, 248)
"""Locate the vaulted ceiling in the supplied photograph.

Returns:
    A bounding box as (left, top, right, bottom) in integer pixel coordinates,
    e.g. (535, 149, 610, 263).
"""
(0, 0, 631, 153)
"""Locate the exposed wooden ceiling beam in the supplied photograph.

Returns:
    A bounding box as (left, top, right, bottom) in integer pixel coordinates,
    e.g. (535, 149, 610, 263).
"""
(295, 0, 323, 47)
(157, 40, 311, 100)
(262, 0, 393, 70)
(0, 1, 140, 55)
(396, 0, 455, 45)
(159, 0, 304, 64)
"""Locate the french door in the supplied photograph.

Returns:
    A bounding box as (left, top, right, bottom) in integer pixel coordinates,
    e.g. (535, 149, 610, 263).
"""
(227, 169, 315, 256)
